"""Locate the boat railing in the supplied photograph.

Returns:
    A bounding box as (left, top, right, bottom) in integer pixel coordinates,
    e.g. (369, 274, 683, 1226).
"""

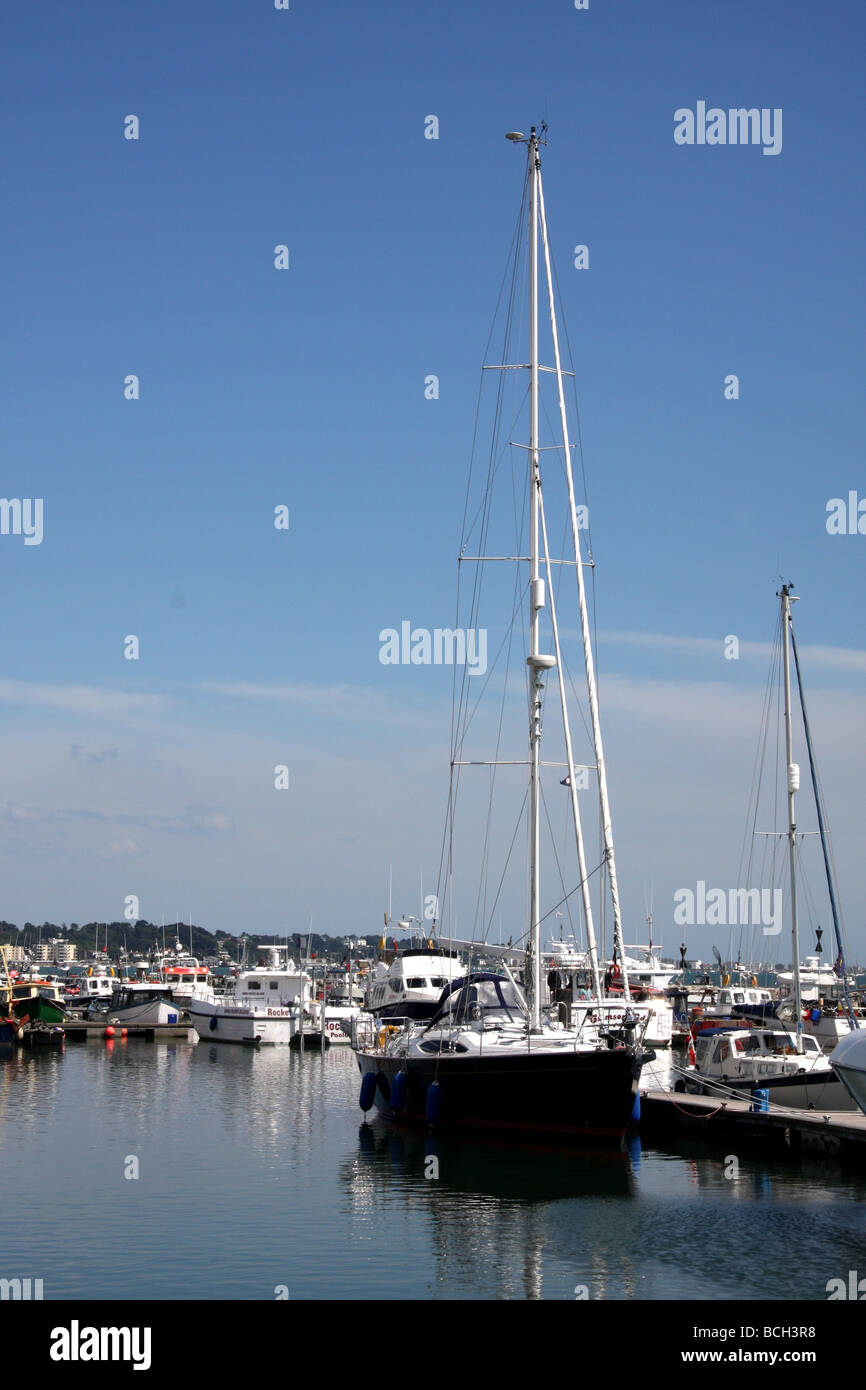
(351, 1014, 414, 1051)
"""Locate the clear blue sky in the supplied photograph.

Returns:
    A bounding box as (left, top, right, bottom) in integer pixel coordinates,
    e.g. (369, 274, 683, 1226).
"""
(1, 0, 864, 960)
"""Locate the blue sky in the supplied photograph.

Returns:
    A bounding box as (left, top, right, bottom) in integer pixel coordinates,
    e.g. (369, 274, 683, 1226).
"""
(1, 0, 864, 961)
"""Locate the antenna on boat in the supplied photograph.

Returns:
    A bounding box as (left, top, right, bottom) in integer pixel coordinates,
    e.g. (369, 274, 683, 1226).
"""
(645, 885, 654, 954)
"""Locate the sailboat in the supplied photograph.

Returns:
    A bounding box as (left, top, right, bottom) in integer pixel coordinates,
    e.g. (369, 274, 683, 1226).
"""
(352, 126, 647, 1139)
(682, 585, 856, 1109)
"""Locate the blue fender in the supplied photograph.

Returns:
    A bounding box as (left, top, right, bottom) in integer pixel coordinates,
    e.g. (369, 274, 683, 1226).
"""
(359, 1071, 377, 1112)
(390, 1070, 409, 1111)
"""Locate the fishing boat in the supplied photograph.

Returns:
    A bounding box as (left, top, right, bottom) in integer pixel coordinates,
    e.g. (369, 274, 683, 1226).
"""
(10, 979, 68, 1025)
(157, 942, 210, 1001)
(62, 962, 116, 1007)
(0, 947, 18, 1043)
(188, 945, 309, 1045)
(353, 127, 647, 1139)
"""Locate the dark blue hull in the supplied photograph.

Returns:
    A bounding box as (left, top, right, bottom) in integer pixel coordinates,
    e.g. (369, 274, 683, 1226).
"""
(358, 1045, 643, 1140)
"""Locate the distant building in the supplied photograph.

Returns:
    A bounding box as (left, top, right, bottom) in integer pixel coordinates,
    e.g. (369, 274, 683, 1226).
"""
(2, 945, 29, 965)
(34, 940, 78, 964)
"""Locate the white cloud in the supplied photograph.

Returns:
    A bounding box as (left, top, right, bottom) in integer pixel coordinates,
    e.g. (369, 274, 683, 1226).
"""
(599, 630, 866, 674)
(200, 680, 441, 729)
(102, 837, 143, 859)
(0, 681, 170, 718)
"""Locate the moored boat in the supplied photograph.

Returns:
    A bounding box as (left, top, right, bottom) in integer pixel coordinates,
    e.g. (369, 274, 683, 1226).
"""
(189, 946, 309, 1045)
(679, 1024, 854, 1110)
(101, 985, 184, 1026)
(830, 1030, 866, 1114)
(352, 126, 648, 1139)
(10, 979, 68, 1025)
(364, 935, 465, 1021)
(355, 974, 643, 1138)
(676, 585, 861, 1111)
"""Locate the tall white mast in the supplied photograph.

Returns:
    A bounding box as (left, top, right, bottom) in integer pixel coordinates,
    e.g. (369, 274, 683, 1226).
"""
(780, 583, 803, 1053)
(535, 157, 630, 1002)
(523, 127, 555, 1029)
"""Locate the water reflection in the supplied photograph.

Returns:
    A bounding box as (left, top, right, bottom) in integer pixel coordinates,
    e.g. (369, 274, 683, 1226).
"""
(2, 1038, 866, 1300)
(342, 1120, 637, 1299)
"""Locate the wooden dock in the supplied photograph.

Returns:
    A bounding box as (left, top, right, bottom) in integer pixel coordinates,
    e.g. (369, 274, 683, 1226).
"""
(61, 1020, 196, 1042)
(640, 1087, 866, 1164)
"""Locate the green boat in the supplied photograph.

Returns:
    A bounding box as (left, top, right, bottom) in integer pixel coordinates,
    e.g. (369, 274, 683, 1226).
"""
(10, 981, 68, 1025)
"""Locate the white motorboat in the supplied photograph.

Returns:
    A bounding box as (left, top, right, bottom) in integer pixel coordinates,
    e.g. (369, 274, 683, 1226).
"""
(545, 942, 673, 1047)
(777, 954, 854, 1004)
(774, 956, 863, 1051)
(189, 946, 309, 1045)
(63, 968, 116, 1007)
(681, 1025, 855, 1111)
(615, 946, 681, 993)
(829, 1029, 866, 1113)
(103, 986, 184, 1026)
(307, 999, 358, 1045)
(685, 983, 777, 1021)
(798, 1003, 863, 1053)
(364, 933, 465, 1021)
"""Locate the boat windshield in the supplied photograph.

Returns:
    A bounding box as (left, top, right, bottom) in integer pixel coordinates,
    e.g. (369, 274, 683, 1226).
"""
(433, 978, 526, 1026)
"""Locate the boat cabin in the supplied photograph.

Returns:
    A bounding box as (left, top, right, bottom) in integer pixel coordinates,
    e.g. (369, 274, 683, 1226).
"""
(64, 975, 115, 1002)
(694, 1028, 823, 1081)
(365, 949, 464, 1020)
(234, 955, 309, 1010)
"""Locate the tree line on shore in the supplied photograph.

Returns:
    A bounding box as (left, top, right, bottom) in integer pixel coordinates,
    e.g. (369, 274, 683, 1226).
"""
(0, 920, 389, 960)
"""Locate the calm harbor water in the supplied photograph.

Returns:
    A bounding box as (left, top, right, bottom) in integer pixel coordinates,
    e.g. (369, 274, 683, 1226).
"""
(5, 1037, 866, 1301)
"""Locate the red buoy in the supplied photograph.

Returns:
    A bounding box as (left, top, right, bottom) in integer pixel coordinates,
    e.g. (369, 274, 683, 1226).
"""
(120, 1028, 128, 1037)
(104, 1025, 116, 1038)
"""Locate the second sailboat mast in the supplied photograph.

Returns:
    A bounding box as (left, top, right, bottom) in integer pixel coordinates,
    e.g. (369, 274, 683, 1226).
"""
(780, 584, 804, 1054)
(527, 128, 544, 1029)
